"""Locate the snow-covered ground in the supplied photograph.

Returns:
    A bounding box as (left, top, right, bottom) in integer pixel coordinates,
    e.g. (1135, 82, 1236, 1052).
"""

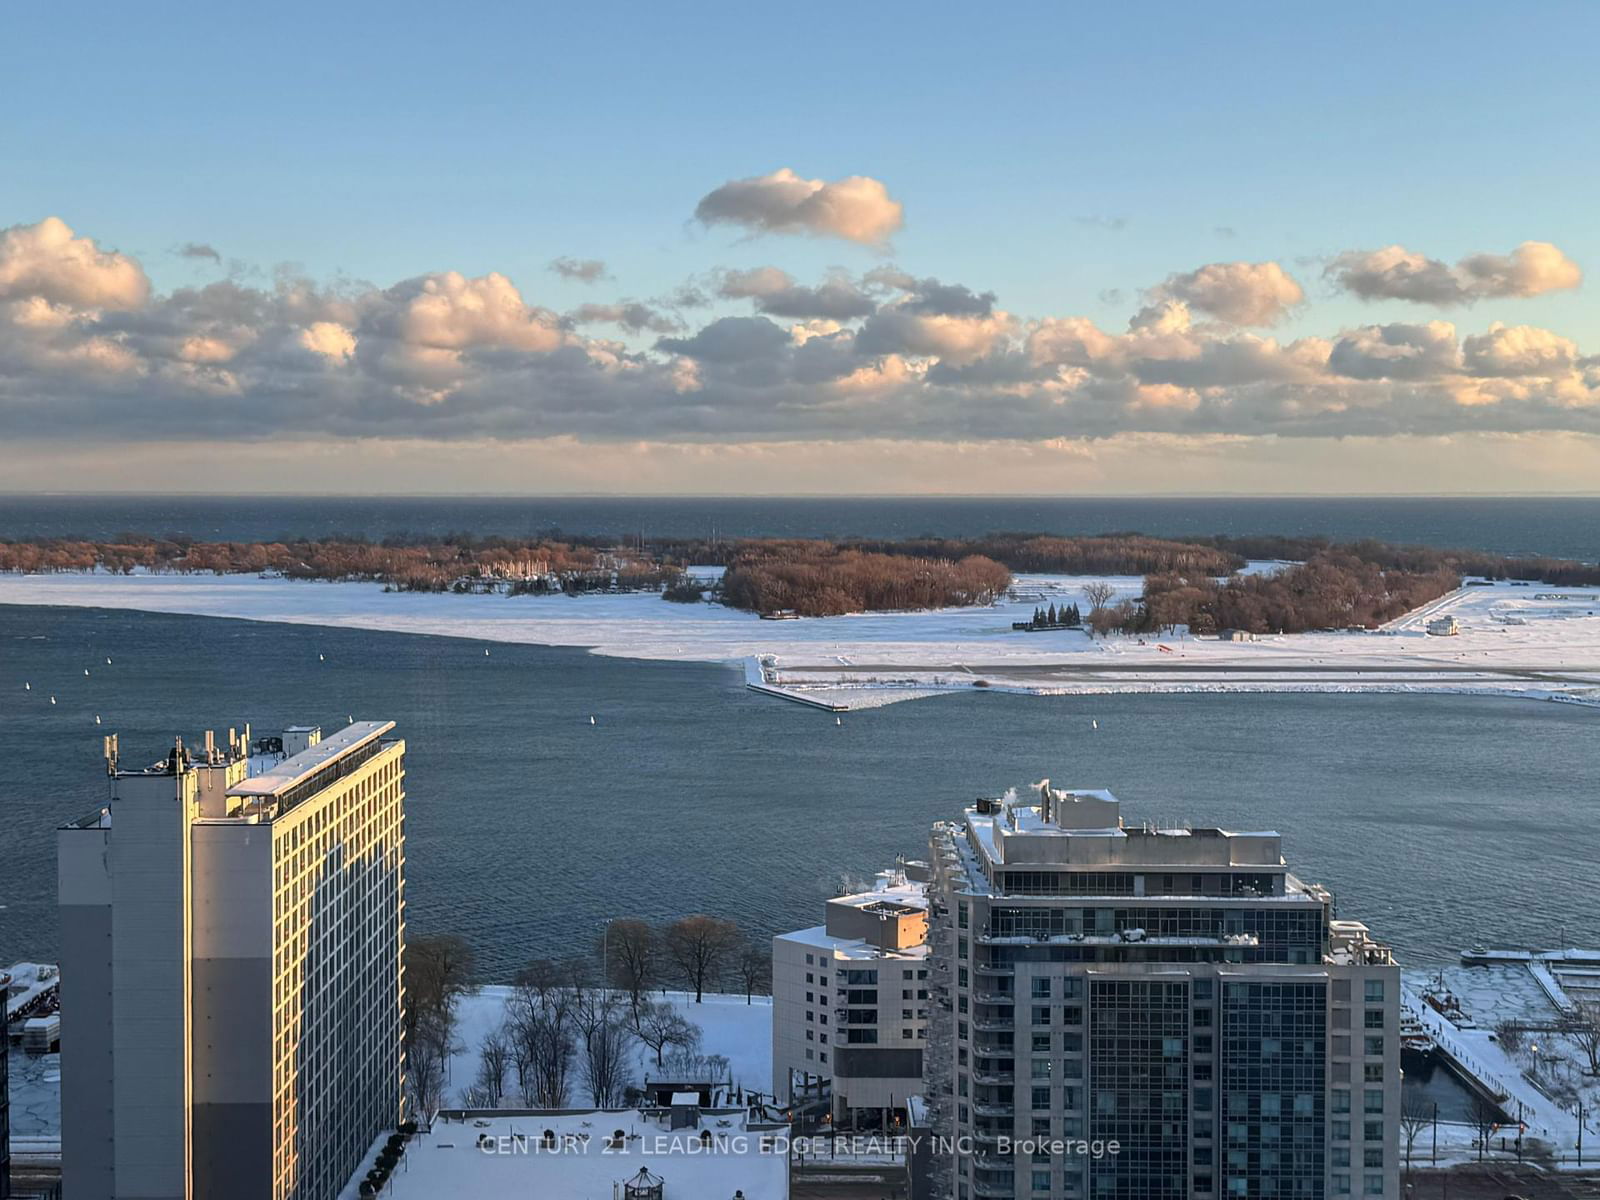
(446, 988, 774, 1106)
(2, 570, 1598, 710)
(1404, 964, 1600, 1168)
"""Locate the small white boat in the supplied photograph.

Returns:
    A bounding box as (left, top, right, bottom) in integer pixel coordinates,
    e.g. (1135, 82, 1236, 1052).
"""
(589, 716, 597, 726)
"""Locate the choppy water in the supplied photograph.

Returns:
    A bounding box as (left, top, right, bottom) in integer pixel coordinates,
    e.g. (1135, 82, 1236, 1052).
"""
(2, 604, 1596, 980)
(3, 494, 1599, 560)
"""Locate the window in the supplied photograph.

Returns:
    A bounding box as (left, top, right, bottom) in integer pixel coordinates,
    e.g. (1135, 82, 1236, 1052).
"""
(1364, 1147, 1383, 1168)
(1332, 1119, 1350, 1141)
(1032, 1170, 1052, 1191)
(1032, 978, 1052, 998)
(1363, 1172, 1384, 1196)
(1032, 1059, 1052, 1079)
(1033, 1086, 1051, 1109)
(1033, 1033, 1051, 1052)
(1364, 1009, 1384, 1030)
(1364, 1088, 1384, 1114)
(1034, 1005, 1051, 1025)
(1332, 1089, 1351, 1114)
(1365, 1035, 1384, 1056)
(1332, 1173, 1350, 1195)
(1364, 979, 1385, 1003)
(1364, 1063, 1384, 1082)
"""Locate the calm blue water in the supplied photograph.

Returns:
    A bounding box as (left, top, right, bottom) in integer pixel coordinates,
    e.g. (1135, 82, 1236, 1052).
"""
(2, 495, 1599, 560)
(2, 604, 1596, 981)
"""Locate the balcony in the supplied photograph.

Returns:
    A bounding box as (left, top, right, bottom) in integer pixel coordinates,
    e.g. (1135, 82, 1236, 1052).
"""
(973, 1100, 1014, 1118)
(971, 1069, 1015, 1085)
(973, 1179, 1016, 1198)
(972, 1015, 1015, 1033)
(975, 961, 1014, 976)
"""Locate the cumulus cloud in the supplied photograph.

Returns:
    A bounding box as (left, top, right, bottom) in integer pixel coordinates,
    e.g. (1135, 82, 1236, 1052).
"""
(694, 168, 903, 246)
(1327, 241, 1582, 305)
(567, 301, 681, 335)
(4, 214, 1599, 447)
(716, 267, 877, 320)
(0, 216, 149, 309)
(175, 242, 222, 264)
(548, 257, 609, 283)
(1462, 322, 1578, 378)
(1148, 260, 1305, 326)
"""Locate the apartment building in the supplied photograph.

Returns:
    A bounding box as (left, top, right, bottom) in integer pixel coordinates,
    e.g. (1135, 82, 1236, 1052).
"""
(772, 867, 932, 1127)
(926, 783, 1400, 1200)
(58, 721, 407, 1200)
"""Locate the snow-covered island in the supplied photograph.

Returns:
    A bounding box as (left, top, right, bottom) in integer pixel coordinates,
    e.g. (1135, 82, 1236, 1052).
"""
(1, 569, 1597, 710)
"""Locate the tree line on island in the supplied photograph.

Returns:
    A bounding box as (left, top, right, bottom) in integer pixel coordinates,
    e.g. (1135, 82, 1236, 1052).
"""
(402, 914, 770, 1122)
(3, 528, 1597, 627)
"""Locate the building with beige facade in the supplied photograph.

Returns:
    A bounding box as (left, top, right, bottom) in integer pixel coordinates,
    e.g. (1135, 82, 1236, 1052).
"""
(772, 866, 931, 1127)
(926, 783, 1400, 1200)
(58, 721, 407, 1200)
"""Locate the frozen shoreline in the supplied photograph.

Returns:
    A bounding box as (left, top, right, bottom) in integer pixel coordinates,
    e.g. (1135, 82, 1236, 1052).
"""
(1, 569, 1598, 711)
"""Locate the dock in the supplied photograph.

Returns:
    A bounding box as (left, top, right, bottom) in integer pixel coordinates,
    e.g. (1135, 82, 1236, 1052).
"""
(743, 656, 850, 712)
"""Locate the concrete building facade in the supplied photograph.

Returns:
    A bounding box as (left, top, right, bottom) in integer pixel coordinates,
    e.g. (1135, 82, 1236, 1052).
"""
(926, 784, 1400, 1200)
(773, 867, 932, 1127)
(58, 721, 407, 1200)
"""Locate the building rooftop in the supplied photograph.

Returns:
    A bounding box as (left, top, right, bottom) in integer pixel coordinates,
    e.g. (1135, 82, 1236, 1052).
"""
(339, 1107, 788, 1200)
(229, 720, 394, 799)
(962, 783, 1286, 870)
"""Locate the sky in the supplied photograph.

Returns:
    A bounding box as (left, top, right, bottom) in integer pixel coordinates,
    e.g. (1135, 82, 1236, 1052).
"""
(3, 0, 1599, 494)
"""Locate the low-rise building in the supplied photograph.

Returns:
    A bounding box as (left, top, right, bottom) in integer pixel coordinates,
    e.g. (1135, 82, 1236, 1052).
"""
(773, 867, 931, 1127)
(340, 1102, 788, 1200)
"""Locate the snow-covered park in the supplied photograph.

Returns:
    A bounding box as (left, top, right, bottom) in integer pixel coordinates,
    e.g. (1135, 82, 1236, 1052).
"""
(445, 988, 774, 1107)
(0, 569, 1597, 709)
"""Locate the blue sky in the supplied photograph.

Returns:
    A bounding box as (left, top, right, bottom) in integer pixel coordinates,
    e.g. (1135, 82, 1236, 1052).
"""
(3, 1, 1600, 492)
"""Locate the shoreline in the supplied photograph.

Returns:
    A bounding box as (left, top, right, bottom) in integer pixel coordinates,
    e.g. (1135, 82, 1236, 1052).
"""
(3, 569, 1598, 712)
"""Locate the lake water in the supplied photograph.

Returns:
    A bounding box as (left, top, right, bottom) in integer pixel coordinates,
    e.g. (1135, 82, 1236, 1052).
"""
(3, 494, 1600, 560)
(3, 603, 1596, 981)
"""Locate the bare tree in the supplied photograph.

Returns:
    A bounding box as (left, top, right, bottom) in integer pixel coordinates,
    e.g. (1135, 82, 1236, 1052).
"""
(1399, 1094, 1432, 1179)
(1495, 1019, 1524, 1054)
(735, 941, 771, 1004)
(632, 1000, 699, 1069)
(466, 1027, 512, 1109)
(404, 933, 475, 1050)
(1082, 580, 1116, 611)
(581, 1008, 635, 1107)
(507, 961, 577, 1107)
(664, 915, 741, 1003)
(406, 1023, 448, 1125)
(1567, 1002, 1600, 1076)
(602, 919, 659, 1017)
(1469, 1092, 1501, 1162)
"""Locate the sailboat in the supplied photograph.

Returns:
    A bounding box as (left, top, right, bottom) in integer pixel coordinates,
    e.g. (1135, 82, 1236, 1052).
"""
(589, 716, 597, 726)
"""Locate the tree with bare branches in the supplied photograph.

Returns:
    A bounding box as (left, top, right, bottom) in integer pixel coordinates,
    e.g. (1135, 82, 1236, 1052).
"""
(1399, 1094, 1433, 1178)
(664, 915, 741, 1003)
(735, 941, 771, 1005)
(1081, 580, 1116, 612)
(601, 919, 659, 1016)
(1469, 1092, 1502, 1162)
(632, 1000, 699, 1069)
(1568, 1001, 1600, 1075)
(506, 960, 578, 1107)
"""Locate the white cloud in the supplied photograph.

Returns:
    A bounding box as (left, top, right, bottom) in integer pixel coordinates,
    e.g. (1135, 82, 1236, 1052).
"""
(3, 215, 1600, 445)
(1461, 321, 1578, 378)
(694, 168, 904, 245)
(300, 321, 357, 362)
(1328, 241, 1582, 305)
(1148, 260, 1304, 326)
(0, 216, 149, 310)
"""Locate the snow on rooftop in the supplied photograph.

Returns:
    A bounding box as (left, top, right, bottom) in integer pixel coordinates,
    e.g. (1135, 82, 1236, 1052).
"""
(338, 1107, 789, 1200)
(229, 719, 393, 798)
